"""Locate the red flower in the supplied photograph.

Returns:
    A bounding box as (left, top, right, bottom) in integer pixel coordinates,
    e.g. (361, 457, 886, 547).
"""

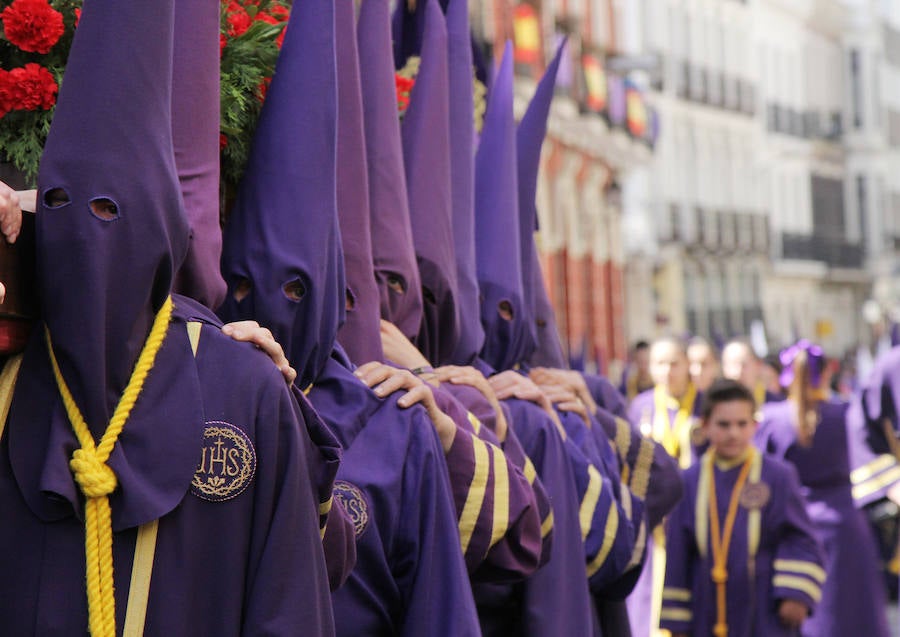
(220, 32, 227, 57)
(269, 4, 289, 21)
(226, 5, 251, 37)
(219, 133, 228, 151)
(275, 23, 286, 48)
(9, 63, 58, 111)
(74, 7, 80, 27)
(1, 0, 65, 54)
(254, 11, 277, 25)
(395, 74, 414, 113)
(257, 77, 271, 102)
(0, 70, 14, 119)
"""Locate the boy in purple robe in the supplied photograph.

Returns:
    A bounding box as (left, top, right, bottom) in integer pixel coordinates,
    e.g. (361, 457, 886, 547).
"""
(756, 341, 889, 637)
(662, 379, 823, 637)
(0, 0, 335, 633)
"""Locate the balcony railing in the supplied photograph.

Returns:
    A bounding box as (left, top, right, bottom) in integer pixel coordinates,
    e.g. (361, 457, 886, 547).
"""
(780, 233, 863, 268)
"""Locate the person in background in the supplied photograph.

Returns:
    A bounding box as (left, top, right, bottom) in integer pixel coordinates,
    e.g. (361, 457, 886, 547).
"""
(662, 379, 824, 637)
(687, 337, 719, 393)
(756, 340, 890, 637)
(722, 338, 785, 407)
(621, 340, 654, 403)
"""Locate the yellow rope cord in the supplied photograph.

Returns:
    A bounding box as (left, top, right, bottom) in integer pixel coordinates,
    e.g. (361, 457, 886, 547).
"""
(652, 383, 697, 469)
(707, 451, 754, 637)
(46, 296, 173, 637)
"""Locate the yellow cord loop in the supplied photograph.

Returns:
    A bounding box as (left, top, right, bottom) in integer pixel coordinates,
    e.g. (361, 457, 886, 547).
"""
(46, 296, 173, 637)
(707, 450, 754, 637)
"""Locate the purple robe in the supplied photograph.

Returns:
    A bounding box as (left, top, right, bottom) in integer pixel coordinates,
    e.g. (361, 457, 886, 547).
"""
(309, 352, 480, 637)
(757, 400, 890, 637)
(626, 387, 703, 636)
(0, 299, 335, 635)
(431, 384, 545, 580)
(473, 394, 595, 637)
(662, 452, 824, 637)
(848, 346, 900, 505)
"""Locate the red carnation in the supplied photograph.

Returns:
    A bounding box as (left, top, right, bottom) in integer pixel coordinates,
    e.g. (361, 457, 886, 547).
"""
(275, 23, 286, 48)
(269, 4, 289, 21)
(220, 32, 227, 57)
(226, 5, 251, 37)
(9, 63, 58, 111)
(254, 11, 277, 25)
(219, 133, 228, 151)
(0, 70, 14, 118)
(395, 74, 414, 113)
(257, 77, 271, 103)
(74, 7, 80, 27)
(1, 0, 65, 54)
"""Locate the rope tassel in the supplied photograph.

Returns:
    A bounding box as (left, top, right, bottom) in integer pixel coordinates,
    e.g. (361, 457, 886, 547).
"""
(47, 296, 173, 637)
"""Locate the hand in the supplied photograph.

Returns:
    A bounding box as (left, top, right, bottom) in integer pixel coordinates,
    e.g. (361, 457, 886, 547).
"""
(777, 599, 809, 628)
(537, 383, 590, 427)
(354, 361, 456, 453)
(0, 181, 29, 244)
(529, 367, 598, 415)
(434, 365, 508, 441)
(221, 321, 297, 385)
(489, 370, 551, 409)
(379, 319, 433, 374)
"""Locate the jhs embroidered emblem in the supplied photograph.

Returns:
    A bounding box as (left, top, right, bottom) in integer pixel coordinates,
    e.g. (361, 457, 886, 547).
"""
(333, 480, 369, 537)
(191, 421, 257, 502)
(739, 481, 771, 510)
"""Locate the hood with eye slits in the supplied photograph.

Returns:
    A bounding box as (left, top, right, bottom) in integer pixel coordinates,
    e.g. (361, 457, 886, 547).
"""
(218, 0, 341, 390)
(36, 0, 188, 432)
(474, 42, 535, 372)
(334, 0, 383, 367)
(358, 0, 424, 342)
(518, 42, 568, 370)
(398, 0, 460, 365)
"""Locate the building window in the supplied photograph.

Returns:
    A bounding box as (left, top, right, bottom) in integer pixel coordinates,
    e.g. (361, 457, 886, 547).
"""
(850, 49, 864, 129)
(857, 175, 867, 249)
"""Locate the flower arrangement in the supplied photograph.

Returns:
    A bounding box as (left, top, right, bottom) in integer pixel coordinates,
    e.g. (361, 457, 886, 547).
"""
(0, 0, 287, 188)
(0, 0, 78, 184)
(219, 0, 288, 191)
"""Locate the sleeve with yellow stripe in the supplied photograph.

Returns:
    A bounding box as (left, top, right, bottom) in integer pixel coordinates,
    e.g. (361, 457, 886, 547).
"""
(610, 409, 683, 530)
(439, 400, 544, 581)
(771, 461, 826, 613)
(558, 426, 640, 591)
(659, 470, 696, 635)
(846, 395, 900, 506)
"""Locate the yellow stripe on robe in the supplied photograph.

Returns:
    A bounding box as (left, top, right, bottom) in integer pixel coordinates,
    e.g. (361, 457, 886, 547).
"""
(772, 575, 822, 603)
(853, 465, 900, 502)
(541, 511, 554, 538)
(850, 454, 896, 485)
(488, 443, 510, 550)
(662, 587, 692, 602)
(774, 559, 827, 584)
(579, 466, 603, 541)
(659, 607, 692, 622)
(459, 436, 491, 554)
(586, 502, 620, 578)
(466, 411, 482, 435)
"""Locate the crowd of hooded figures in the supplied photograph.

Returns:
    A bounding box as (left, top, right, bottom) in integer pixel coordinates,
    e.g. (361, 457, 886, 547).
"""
(0, 0, 897, 635)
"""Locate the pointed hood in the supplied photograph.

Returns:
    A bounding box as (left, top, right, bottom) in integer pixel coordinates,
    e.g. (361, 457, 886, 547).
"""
(391, 0, 425, 68)
(474, 42, 533, 371)
(400, 0, 460, 364)
(36, 0, 187, 432)
(334, 0, 383, 366)
(446, 0, 484, 366)
(219, 0, 341, 389)
(171, 0, 226, 310)
(358, 0, 423, 341)
(518, 41, 568, 369)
